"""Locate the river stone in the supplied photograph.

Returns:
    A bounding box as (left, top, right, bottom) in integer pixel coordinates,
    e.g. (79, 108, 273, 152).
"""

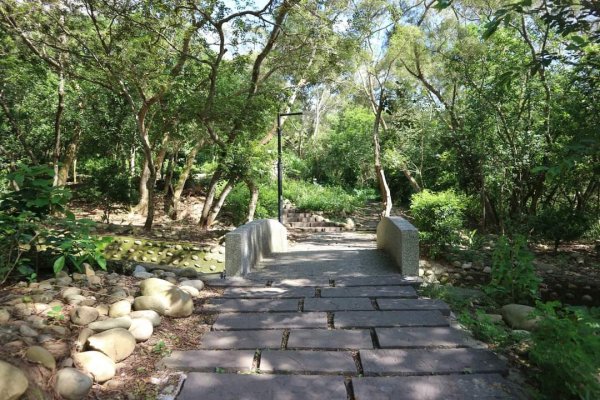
(76, 328, 95, 351)
(62, 287, 82, 299)
(87, 328, 136, 362)
(73, 351, 115, 382)
(66, 294, 86, 305)
(133, 296, 168, 314)
(140, 278, 175, 296)
(177, 268, 198, 278)
(179, 280, 204, 291)
(179, 285, 200, 297)
(88, 316, 132, 331)
(130, 310, 161, 327)
(129, 318, 153, 342)
(0, 360, 29, 400)
(133, 271, 154, 279)
(96, 303, 109, 316)
(0, 308, 10, 323)
(109, 300, 131, 318)
(19, 324, 39, 337)
(25, 345, 56, 370)
(70, 306, 99, 325)
(55, 368, 93, 400)
(501, 304, 540, 331)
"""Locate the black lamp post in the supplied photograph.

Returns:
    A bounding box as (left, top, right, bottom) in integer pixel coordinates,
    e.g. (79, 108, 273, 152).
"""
(277, 111, 303, 223)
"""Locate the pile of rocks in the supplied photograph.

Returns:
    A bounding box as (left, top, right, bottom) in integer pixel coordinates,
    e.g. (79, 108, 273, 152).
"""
(0, 264, 205, 400)
(419, 259, 492, 285)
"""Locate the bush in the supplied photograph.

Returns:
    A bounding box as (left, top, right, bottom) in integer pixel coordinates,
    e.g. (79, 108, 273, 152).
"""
(532, 206, 591, 251)
(285, 180, 376, 215)
(223, 183, 278, 225)
(485, 235, 540, 305)
(530, 302, 600, 399)
(410, 189, 467, 257)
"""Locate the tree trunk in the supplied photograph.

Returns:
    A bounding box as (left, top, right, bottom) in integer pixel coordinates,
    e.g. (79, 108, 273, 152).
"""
(52, 69, 65, 187)
(246, 180, 259, 223)
(143, 170, 157, 231)
(206, 178, 235, 228)
(56, 123, 82, 186)
(373, 95, 392, 217)
(199, 169, 223, 229)
(137, 159, 150, 215)
(168, 142, 201, 219)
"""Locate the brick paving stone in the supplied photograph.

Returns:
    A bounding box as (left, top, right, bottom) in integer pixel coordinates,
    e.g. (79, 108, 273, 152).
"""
(178, 373, 348, 400)
(334, 275, 421, 287)
(376, 327, 480, 348)
(303, 297, 374, 312)
(206, 278, 266, 287)
(334, 311, 448, 328)
(200, 330, 284, 349)
(321, 286, 417, 298)
(352, 374, 521, 399)
(222, 287, 315, 298)
(260, 350, 356, 374)
(360, 348, 507, 375)
(271, 278, 331, 287)
(376, 299, 451, 316)
(213, 312, 327, 330)
(159, 350, 254, 372)
(287, 329, 373, 350)
(203, 298, 299, 313)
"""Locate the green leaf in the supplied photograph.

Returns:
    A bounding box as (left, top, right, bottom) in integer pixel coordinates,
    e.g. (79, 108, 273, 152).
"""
(433, 0, 453, 11)
(53, 255, 65, 275)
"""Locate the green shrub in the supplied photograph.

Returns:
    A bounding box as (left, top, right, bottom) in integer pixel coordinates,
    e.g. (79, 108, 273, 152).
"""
(409, 189, 467, 257)
(530, 302, 600, 399)
(285, 180, 375, 215)
(223, 183, 278, 225)
(532, 206, 591, 252)
(458, 309, 510, 347)
(485, 235, 540, 305)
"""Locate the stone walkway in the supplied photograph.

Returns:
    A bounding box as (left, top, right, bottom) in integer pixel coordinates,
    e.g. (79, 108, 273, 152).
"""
(161, 232, 523, 399)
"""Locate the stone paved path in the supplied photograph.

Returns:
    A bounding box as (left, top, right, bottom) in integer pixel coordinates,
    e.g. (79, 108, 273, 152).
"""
(161, 232, 523, 399)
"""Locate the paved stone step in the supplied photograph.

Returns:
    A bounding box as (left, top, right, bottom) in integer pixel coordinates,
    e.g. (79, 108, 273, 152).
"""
(283, 212, 318, 218)
(260, 350, 356, 375)
(334, 311, 448, 328)
(213, 312, 328, 330)
(203, 298, 300, 313)
(200, 330, 284, 349)
(178, 373, 348, 400)
(376, 327, 483, 348)
(303, 297, 375, 312)
(270, 278, 331, 287)
(221, 287, 315, 298)
(376, 299, 451, 316)
(284, 217, 322, 223)
(295, 226, 344, 232)
(334, 275, 421, 287)
(287, 329, 373, 350)
(159, 350, 255, 372)
(321, 286, 417, 298)
(359, 348, 508, 376)
(206, 278, 267, 288)
(352, 374, 521, 399)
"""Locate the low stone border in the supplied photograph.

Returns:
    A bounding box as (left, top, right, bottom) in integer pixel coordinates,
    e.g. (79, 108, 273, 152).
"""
(376, 217, 419, 276)
(225, 219, 287, 277)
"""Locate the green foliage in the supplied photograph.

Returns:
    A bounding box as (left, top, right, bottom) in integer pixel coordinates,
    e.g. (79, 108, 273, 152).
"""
(458, 309, 510, 347)
(532, 206, 591, 251)
(485, 235, 540, 305)
(530, 302, 600, 400)
(410, 189, 467, 257)
(285, 180, 376, 215)
(46, 305, 65, 321)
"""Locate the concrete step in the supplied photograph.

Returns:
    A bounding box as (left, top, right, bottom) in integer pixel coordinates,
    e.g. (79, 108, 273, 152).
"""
(294, 226, 344, 232)
(283, 216, 323, 223)
(286, 221, 341, 228)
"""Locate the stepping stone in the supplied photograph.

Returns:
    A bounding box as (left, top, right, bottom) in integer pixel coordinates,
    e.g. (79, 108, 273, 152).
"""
(321, 286, 417, 298)
(334, 311, 448, 328)
(260, 350, 356, 374)
(287, 329, 373, 350)
(334, 275, 421, 287)
(376, 327, 481, 348)
(222, 287, 315, 299)
(178, 373, 348, 400)
(376, 299, 451, 316)
(303, 298, 374, 312)
(213, 312, 327, 330)
(206, 278, 266, 287)
(200, 330, 284, 350)
(159, 350, 254, 372)
(203, 298, 299, 313)
(352, 374, 520, 399)
(359, 348, 507, 375)
(271, 278, 331, 287)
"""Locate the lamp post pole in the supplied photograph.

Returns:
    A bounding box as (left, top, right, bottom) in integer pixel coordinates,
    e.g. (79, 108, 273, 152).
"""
(277, 111, 303, 223)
